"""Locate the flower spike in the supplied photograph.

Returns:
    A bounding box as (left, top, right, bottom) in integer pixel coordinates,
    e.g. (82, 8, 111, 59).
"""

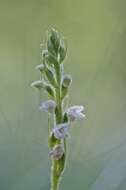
(31, 28, 85, 190)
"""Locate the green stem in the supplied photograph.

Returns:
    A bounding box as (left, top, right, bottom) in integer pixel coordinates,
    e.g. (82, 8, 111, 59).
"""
(50, 63, 65, 190)
(64, 139, 66, 153)
(55, 63, 62, 124)
(48, 115, 51, 148)
(51, 160, 60, 190)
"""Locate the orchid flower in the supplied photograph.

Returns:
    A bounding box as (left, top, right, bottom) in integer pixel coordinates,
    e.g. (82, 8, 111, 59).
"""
(40, 100, 56, 114)
(66, 105, 85, 121)
(52, 123, 70, 139)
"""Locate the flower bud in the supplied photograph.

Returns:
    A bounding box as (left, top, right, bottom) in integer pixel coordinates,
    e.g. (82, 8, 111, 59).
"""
(61, 85, 68, 99)
(45, 67, 57, 87)
(47, 28, 60, 56)
(58, 40, 67, 63)
(31, 80, 54, 97)
(39, 100, 56, 113)
(45, 52, 58, 66)
(49, 144, 64, 160)
(61, 75, 72, 99)
(35, 64, 45, 73)
(44, 84, 55, 98)
(62, 75, 72, 88)
(31, 80, 44, 89)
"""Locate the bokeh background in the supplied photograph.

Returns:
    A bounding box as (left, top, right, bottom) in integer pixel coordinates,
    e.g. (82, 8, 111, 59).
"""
(0, 0, 126, 189)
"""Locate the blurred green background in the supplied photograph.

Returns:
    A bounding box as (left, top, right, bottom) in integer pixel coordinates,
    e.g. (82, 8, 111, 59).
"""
(0, 0, 126, 189)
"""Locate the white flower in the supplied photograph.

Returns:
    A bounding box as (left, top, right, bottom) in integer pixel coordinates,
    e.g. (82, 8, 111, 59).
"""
(49, 144, 64, 160)
(52, 123, 70, 139)
(66, 105, 85, 121)
(39, 100, 56, 113)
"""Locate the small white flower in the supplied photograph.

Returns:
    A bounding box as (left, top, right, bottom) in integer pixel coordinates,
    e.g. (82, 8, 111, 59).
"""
(39, 100, 56, 113)
(52, 123, 70, 139)
(66, 105, 85, 121)
(49, 144, 64, 160)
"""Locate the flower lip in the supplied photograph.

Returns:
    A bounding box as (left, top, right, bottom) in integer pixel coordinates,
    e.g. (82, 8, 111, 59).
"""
(52, 123, 70, 139)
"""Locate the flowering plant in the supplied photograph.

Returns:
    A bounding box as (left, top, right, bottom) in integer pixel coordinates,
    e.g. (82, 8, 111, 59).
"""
(31, 28, 85, 190)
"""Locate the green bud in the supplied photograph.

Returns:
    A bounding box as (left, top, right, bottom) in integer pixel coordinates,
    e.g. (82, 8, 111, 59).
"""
(61, 75, 72, 99)
(45, 84, 55, 98)
(62, 75, 72, 88)
(61, 85, 68, 99)
(45, 67, 57, 87)
(47, 28, 60, 56)
(35, 64, 45, 73)
(58, 41, 67, 63)
(31, 79, 55, 97)
(31, 80, 44, 90)
(45, 52, 58, 66)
